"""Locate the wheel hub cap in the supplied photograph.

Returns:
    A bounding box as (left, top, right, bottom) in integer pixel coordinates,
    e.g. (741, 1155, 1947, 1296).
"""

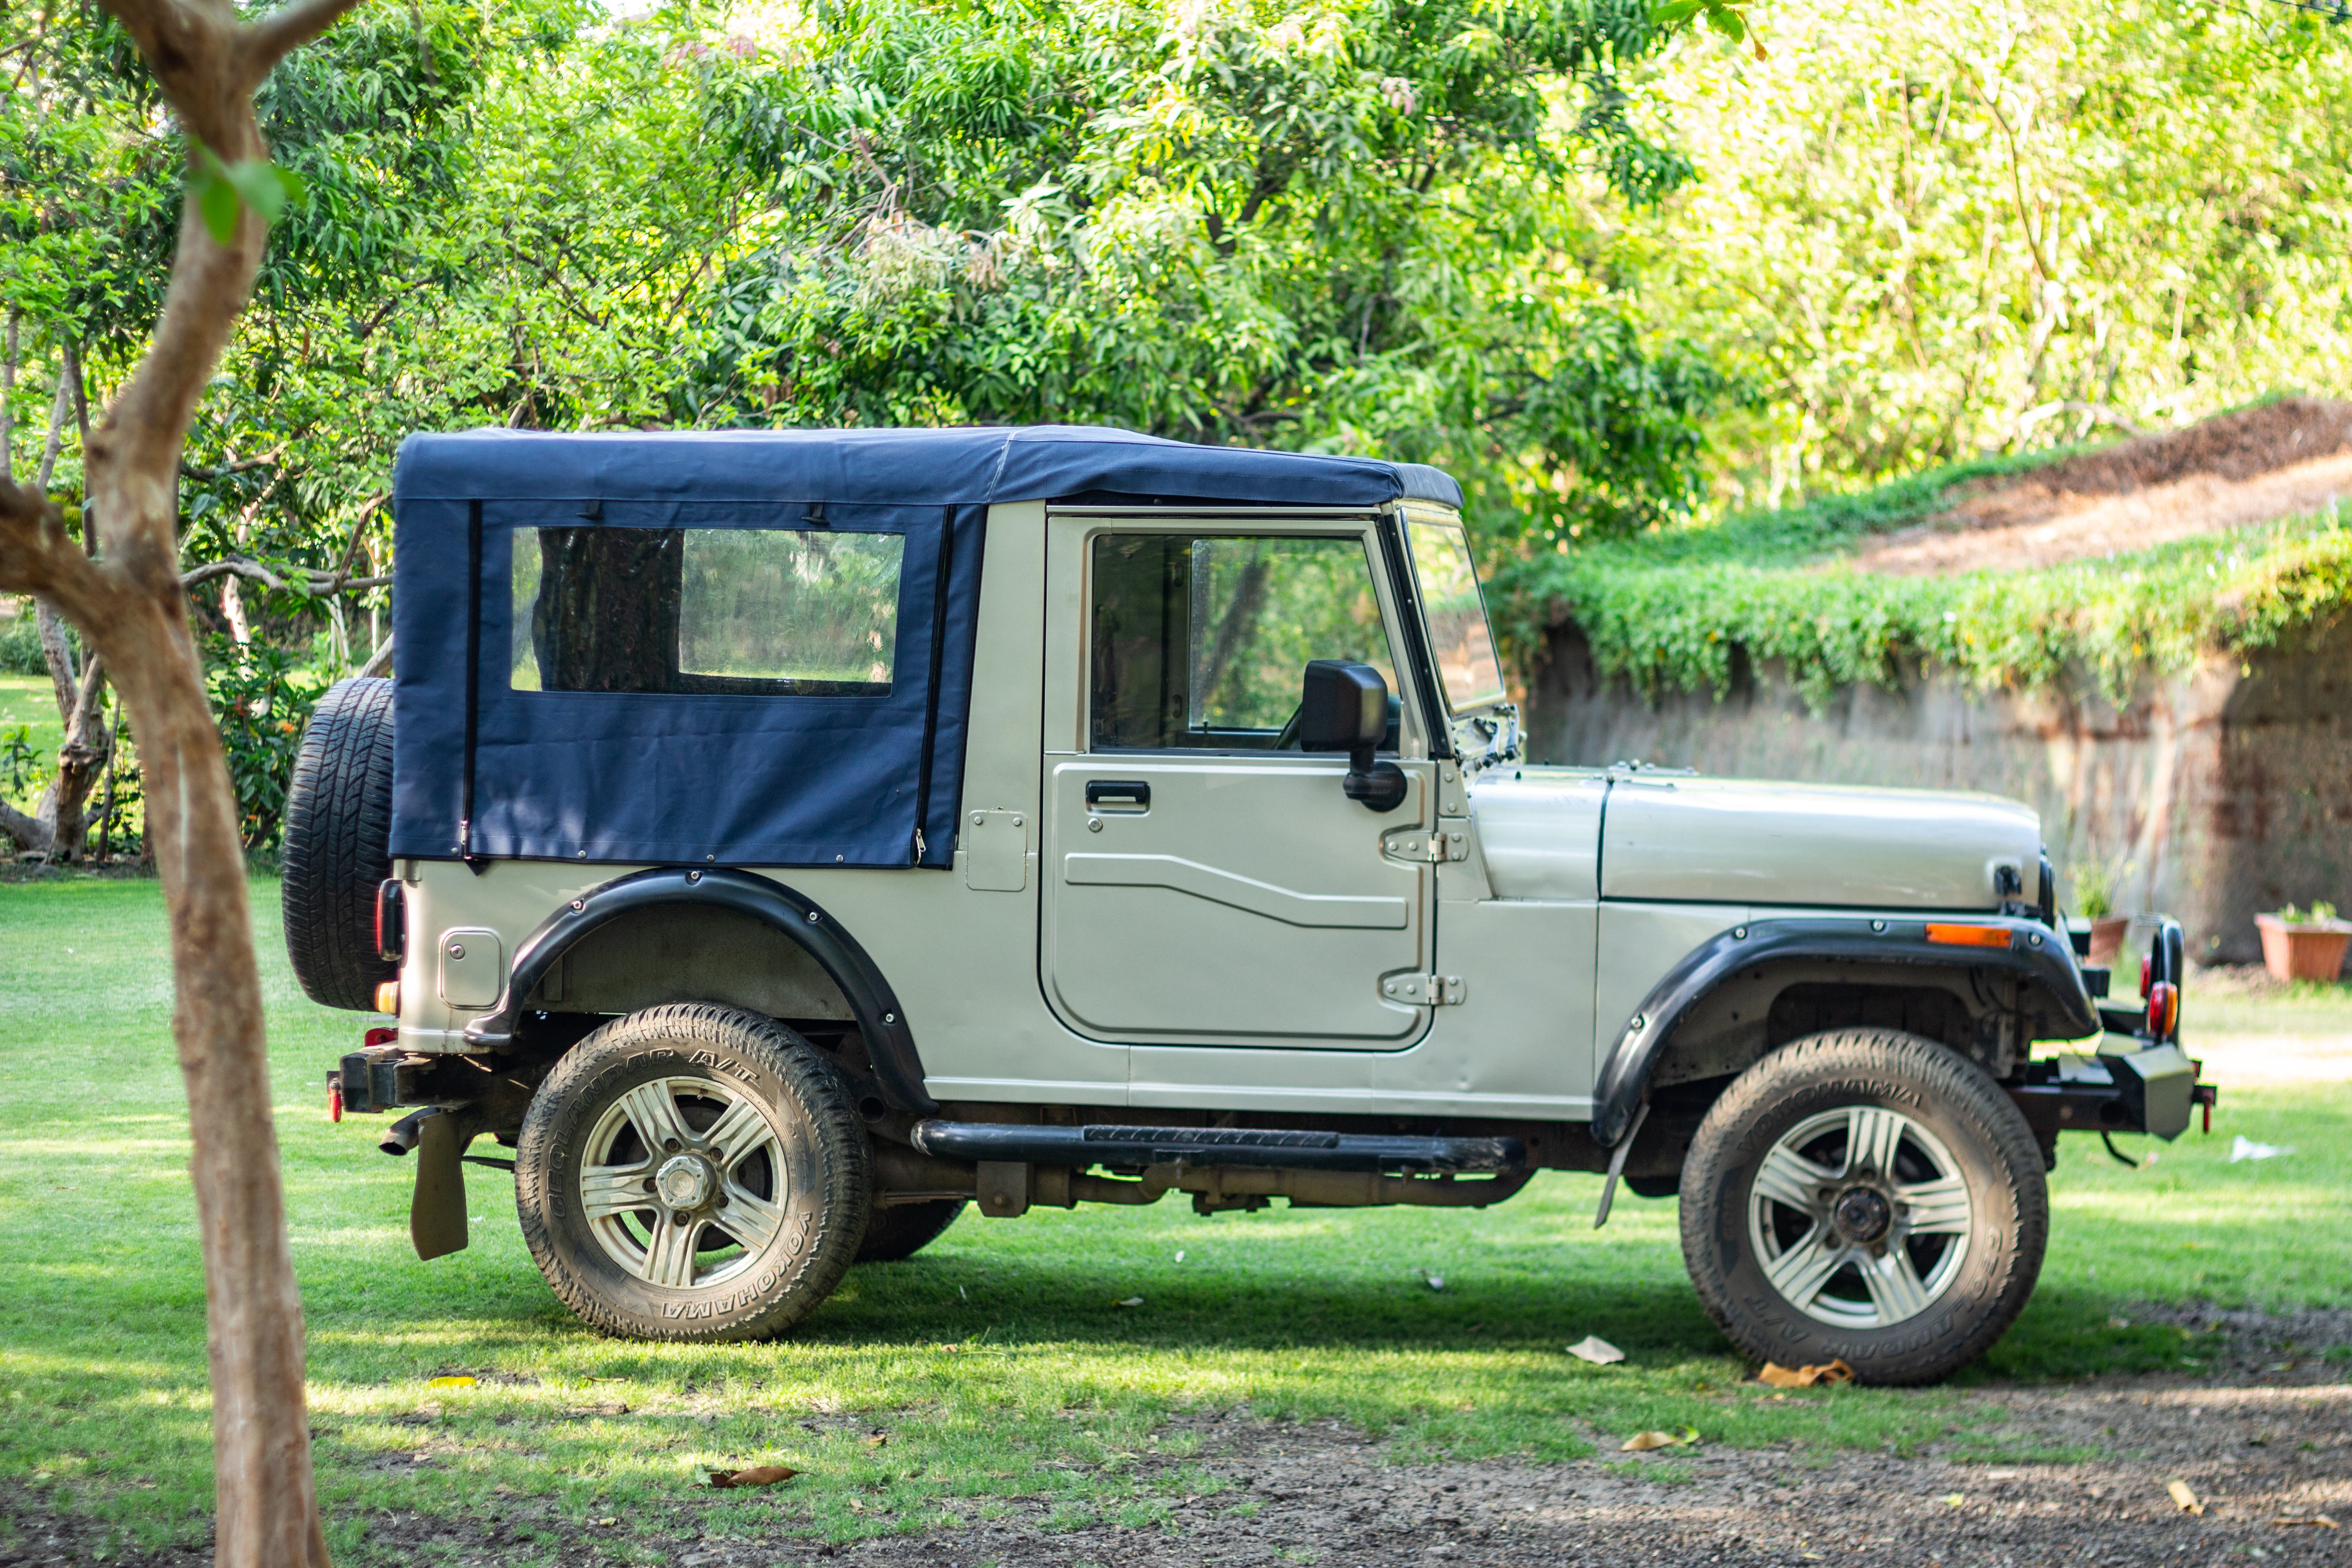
(1832, 1185, 1892, 1244)
(1747, 1104, 1976, 1330)
(655, 1153, 715, 1210)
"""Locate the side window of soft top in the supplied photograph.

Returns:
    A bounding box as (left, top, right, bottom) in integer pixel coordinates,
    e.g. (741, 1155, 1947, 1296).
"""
(1088, 531, 1400, 751)
(510, 525, 904, 696)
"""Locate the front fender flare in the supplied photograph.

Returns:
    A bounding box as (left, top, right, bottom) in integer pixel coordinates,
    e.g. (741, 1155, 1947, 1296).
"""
(1590, 915, 2096, 1146)
(459, 866, 938, 1115)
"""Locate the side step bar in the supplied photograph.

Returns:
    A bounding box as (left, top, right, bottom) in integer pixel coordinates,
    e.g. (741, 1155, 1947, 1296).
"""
(908, 1120, 1523, 1175)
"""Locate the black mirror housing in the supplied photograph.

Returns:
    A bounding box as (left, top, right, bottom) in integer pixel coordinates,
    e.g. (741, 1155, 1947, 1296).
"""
(1298, 660, 1388, 754)
(1298, 660, 1407, 813)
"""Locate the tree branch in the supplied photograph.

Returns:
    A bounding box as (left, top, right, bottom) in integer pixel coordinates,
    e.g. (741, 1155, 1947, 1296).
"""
(0, 480, 110, 625)
(179, 555, 392, 594)
(240, 0, 374, 80)
(0, 794, 46, 855)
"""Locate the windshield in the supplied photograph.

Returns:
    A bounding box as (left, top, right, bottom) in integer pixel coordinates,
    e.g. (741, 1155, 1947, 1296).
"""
(1405, 516, 1505, 712)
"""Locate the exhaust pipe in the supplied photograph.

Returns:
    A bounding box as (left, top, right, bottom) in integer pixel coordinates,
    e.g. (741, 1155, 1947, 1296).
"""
(380, 1107, 434, 1156)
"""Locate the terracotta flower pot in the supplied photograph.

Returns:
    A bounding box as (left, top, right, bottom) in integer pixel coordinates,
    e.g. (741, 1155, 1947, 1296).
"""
(2086, 916, 2131, 966)
(2255, 913, 2352, 983)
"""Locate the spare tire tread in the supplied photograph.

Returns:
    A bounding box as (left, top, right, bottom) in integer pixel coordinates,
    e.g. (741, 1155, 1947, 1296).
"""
(281, 676, 397, 1011)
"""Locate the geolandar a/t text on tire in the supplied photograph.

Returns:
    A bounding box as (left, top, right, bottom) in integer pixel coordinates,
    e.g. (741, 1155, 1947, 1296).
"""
(289, 425, 2213, 1377)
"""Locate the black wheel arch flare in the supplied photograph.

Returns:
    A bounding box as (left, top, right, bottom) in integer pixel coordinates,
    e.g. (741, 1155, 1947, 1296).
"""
(459, 866, 939, 1115)
(1591, 915, 2100, 1146)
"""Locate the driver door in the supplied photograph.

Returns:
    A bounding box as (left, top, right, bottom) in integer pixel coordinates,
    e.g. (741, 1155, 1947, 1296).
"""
(1041, 519, 1436, 1046)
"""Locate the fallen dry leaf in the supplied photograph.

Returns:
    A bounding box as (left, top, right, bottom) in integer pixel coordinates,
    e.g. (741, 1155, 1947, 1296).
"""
(426, 1375, 476, 1389)
(1620, 1426, 1699, 1452)
(705, 1465, 799, 1490)
(1758, 1359, 1854, 1388)
(864, 1434, 889, 1448)
(2166, 1480, 2204, 1515)
(1566, 1335, 1625, 1365)
(2276, 1516, 2340, 1529)
(1114, 1296, 1145, 1308)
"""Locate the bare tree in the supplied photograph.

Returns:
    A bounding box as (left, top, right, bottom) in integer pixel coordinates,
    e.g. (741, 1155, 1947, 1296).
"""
(0, 0, 371, 1562)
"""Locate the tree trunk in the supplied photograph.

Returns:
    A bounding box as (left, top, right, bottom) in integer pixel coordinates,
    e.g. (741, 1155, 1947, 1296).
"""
(0, 2, 373, 1563)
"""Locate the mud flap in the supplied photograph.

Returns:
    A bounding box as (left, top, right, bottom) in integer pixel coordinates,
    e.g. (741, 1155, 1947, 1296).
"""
(411, 1110, 470, 1260)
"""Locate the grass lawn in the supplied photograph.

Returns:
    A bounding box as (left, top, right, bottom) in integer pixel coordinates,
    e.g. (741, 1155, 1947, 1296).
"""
(1, 876, 2347, 1562)
(1, 673, 63, 816)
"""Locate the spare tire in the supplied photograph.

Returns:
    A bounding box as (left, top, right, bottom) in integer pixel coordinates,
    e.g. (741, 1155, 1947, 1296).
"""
(282, 676, 396, 1010)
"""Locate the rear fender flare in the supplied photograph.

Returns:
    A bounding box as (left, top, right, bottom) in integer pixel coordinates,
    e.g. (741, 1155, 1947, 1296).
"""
(1591, 915, 2096, 1146)
(460, 866, 937, 1114)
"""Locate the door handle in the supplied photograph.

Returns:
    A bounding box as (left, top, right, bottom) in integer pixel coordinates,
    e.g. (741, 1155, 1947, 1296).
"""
(1085, 779, 1150, 813)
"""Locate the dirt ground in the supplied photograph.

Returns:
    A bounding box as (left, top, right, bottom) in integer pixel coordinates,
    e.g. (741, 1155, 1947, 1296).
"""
(8, 1307, 2348, 1568)
(1851, 397, 2352, 575)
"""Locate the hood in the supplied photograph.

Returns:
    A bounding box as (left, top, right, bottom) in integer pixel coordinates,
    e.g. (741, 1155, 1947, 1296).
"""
(1474, 770, 2042, 911)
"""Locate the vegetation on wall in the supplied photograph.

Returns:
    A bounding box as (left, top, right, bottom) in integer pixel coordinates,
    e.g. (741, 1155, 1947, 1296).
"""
(1499, 456, 2352, 705)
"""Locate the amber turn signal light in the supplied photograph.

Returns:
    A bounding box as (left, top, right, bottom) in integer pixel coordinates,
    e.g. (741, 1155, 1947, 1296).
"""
(1924, 923, 2012, 948)
(2146, 980, 2179, 1037)
(373, 980, 400, 1015)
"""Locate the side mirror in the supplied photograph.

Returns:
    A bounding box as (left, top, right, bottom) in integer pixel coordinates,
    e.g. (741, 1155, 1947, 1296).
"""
(1298, 660, 1408, 813)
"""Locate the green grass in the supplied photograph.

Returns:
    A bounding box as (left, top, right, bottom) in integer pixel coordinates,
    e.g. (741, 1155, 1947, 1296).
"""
(2, 877, 2347, 1561)
(1, 672, 62, 815)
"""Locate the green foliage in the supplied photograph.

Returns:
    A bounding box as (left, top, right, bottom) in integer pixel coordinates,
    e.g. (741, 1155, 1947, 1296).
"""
(1499, 454, 2352, 702)
(675, 0, 1722, 544)
(0, 612, 54, 676)
(1629, 0, 2352, 505)
(1, 722, 37, 797)
(2276, 902, 2341, 926)
(202, 639, 322, 851)
(190, 150, 305, 245)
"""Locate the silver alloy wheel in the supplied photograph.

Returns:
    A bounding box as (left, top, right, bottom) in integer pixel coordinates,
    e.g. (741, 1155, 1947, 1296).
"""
(578, 1077, 788, 1289)
(1748, 1105, 1975, 1329)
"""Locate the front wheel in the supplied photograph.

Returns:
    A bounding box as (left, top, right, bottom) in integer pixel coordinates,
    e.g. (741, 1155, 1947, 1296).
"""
(1678, 1029, 2047, 1385)
(516, 1004, 870, 1341)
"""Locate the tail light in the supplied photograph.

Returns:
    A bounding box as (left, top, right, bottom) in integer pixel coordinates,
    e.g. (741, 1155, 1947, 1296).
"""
(2147, 981, 2179, 1039)
(375, 879, 407, 964)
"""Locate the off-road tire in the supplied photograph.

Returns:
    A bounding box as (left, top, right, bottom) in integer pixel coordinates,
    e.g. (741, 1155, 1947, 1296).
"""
(856, 1198, 967, 1264)
(1679, 1029, 2047, 1386)
(516, 1004, 870, 1342)
(281, 676, 396, 1010)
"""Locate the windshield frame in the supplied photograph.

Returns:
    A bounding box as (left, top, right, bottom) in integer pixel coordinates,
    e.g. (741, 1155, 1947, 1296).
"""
(1401, 510, 1507, 715)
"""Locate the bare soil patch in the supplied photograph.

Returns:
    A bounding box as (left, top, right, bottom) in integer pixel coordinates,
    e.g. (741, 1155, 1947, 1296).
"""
(1853, 398, 2352, 576)
(8, 1313, 2349, 1568)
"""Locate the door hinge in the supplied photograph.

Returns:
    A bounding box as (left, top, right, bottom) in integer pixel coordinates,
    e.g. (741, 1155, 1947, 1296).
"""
(1380, 971, 1465, 1006)
(1381, 825, 1470, 864)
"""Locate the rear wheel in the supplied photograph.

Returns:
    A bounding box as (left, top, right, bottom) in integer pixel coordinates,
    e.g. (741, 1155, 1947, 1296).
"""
(1679, 1029, 2046, 1385)
(516, 1004, 869, 1341)
(857, 1198, 967, 1264)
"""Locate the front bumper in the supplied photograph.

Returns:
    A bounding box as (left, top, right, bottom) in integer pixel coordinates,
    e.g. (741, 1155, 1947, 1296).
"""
(2008, 915, 2214, 1144)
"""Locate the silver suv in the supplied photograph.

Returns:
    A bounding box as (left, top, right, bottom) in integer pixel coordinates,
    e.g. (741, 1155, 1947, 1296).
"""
(281, 425, 2210, 1383)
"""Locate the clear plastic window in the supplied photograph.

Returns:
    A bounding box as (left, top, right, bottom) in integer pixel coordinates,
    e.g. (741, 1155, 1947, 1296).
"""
(510, 527, 902, 696)
(1405, 517, 1504, 712)
(1090, 532, 1397, 750)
